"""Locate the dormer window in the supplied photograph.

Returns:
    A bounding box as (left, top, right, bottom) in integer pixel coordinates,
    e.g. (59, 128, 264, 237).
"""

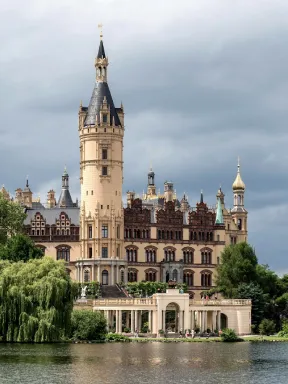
(103, 114, 108, 123)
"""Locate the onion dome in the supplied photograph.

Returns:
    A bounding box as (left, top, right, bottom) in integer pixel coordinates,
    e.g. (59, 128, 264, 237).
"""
(232, 158, 245, 191)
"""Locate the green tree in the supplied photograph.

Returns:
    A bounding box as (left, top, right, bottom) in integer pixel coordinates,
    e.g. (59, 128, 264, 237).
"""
(259, 319, 276, 336)
(216, 242, 258, 298)
(0, 193, 26, 244)
(71, 310, 107, 340)
(220, 328, 239, 342)
(0, 234, 44, 262)
(237, 282, 266, 328)
(0, 257, 75, 342)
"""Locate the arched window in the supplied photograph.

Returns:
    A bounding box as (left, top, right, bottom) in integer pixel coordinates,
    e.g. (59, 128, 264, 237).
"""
(84, 269, 90, 283)
(56, 246, 70, 262)
(172, 269, 178, 282)
(201, 271, 212, 287)
(183, 270, 194, 286)
(145, 269, 157, 282)
(201, 250, 212, 264)
(102, 270, 108, 285)
(164, 248, 175, 262)
(128, 268, 138, 282)
(145, 248, 157, 263)
(183, 249, 194, 264)
(126, 247, 138, 262)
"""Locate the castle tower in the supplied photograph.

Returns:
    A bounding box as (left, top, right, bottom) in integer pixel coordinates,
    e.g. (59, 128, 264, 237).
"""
(164, 181, 174, 202)
(22, 178, 33, 208)
(231, 158, 248, 239)
(147, 168, 156, 197)
(180, 193, 189, 212)
(78, 31, 125, 284)
(47, 189, 56, 208)
(57, 167, 74, 208)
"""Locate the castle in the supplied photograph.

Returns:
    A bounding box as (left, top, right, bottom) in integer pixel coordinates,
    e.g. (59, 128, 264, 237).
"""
(1, 35, 248, 300)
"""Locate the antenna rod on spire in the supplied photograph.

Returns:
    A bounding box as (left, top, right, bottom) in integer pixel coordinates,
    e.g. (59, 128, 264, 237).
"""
(98, 23, 103, 40)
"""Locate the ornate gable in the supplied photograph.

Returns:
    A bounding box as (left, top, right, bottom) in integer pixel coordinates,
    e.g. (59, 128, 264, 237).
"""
(156, 201, 183, 226)
(124, 198, 151, 225)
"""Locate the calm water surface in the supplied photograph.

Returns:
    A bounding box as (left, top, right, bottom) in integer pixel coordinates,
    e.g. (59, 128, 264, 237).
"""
(0, 342, 287, 384)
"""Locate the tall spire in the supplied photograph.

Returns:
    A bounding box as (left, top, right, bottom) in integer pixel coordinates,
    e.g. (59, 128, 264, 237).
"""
(58, 167, 74, 208)
(200, 190, 204, 204)
(232, 156, 245, 191)
(215, 197, 224, 225)
(97, 24, 106, 59)
(84, 29, 121, 127)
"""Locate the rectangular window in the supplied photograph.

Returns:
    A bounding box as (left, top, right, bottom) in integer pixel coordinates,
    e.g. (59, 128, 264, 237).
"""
(102, 225, 108, 238)
(102, 166, 108, 176)
(117, 225, 120, 239)
(88, 247, 92, 258)
(116, 245, 119, 257)
(102, 247, 108, 258)
(102, 148, 107, 159)
(88, 225, 92, 239)
(103, 114, 108, 123)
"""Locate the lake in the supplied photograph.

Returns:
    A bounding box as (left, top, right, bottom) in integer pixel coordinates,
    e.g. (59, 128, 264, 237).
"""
(0, 342, 287, 383)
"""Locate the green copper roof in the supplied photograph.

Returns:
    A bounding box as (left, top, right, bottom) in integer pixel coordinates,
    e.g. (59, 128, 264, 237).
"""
(215, 197, 224, 225)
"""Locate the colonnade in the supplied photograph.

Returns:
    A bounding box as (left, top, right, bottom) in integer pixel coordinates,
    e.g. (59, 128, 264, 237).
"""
(75, 262, 128, 284)
(103, 309, 154, 334)
(99, 308, 222, 334)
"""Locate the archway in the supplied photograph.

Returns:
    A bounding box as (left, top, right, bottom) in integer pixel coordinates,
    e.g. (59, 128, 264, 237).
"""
(102, 270, 108, 285)
(165, 302, 180, 333)
(166, 271, 170, 283)
(221, 313, 228, 329)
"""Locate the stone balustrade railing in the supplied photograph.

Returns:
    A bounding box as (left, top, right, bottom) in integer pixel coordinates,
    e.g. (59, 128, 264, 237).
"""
(93, 298, 251, 307)
(93, 298, 156, 306)
(190, 299, 251, 306)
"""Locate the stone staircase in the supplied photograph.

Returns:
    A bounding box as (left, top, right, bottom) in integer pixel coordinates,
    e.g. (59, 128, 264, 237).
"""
(101, 284, 127, 298)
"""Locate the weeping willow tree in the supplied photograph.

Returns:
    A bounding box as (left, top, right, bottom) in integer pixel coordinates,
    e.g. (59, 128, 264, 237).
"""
(0, 257, 76, 342)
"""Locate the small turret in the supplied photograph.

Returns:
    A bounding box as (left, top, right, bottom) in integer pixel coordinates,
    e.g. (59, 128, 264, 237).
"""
(57, 167, 74, 208)
(180, 192, 189, 212)
(164, 181, 174, 202)
(215, 197, 224, 225)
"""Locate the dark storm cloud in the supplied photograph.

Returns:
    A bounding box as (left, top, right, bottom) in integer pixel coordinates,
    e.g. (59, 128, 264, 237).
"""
(1, 0, 288, 273)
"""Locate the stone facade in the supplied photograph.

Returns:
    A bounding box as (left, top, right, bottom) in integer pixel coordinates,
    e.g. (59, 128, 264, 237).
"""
(2, 36, 248, 300)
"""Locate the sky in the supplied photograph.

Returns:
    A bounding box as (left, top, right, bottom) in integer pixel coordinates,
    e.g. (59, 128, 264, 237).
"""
(1, 0, 288, 274)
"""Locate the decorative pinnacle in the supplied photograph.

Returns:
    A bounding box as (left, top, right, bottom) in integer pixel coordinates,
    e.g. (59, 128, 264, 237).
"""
(26, 175, 29, 188)
(98, 23, 103, 40)
(237, 156, 240, 172)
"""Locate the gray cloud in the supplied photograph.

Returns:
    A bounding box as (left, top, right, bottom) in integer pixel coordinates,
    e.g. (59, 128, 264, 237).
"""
(1, 0, 288, 273)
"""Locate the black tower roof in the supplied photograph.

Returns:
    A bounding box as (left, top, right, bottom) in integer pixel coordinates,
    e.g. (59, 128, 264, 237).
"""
(97, 40, 106, 59)
(84, 82, 121, 127)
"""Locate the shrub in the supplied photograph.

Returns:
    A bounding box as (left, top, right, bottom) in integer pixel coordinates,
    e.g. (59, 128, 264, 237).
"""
(123, 327, 131, 333)
(71, 310, 106, 341)
(105, 333, 131, 342)
(278, 321, 288, 337)
(259, 319, 276, 336)
(141, 322, 150, 333)
(220, 328, 240, 342)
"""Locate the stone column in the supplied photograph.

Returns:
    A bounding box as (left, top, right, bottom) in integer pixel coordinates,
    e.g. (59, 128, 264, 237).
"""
(216, 311, 221, 330)
(111, 263, 115, 285)
(135, 310, 138, 331)
(191, 310, 195, 330)
(118, 310, 122, 333)
(138, 311, 142, 332)
(80, 264, 83, 283)
(116, 265, 119, 283)
(212, 311, 216, 332)
(97, 265, 101, 283)
(148, 310, 152, 332)
(124, 268, 128, 284)
(162, 310, 166, 331)
(201, 311, 205, 332)
(131, 310, 135, 333)
(115, 310, 119, 333)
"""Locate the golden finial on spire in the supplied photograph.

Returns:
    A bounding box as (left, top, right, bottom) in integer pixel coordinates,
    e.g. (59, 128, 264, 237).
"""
(98, 23, 103, 40)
